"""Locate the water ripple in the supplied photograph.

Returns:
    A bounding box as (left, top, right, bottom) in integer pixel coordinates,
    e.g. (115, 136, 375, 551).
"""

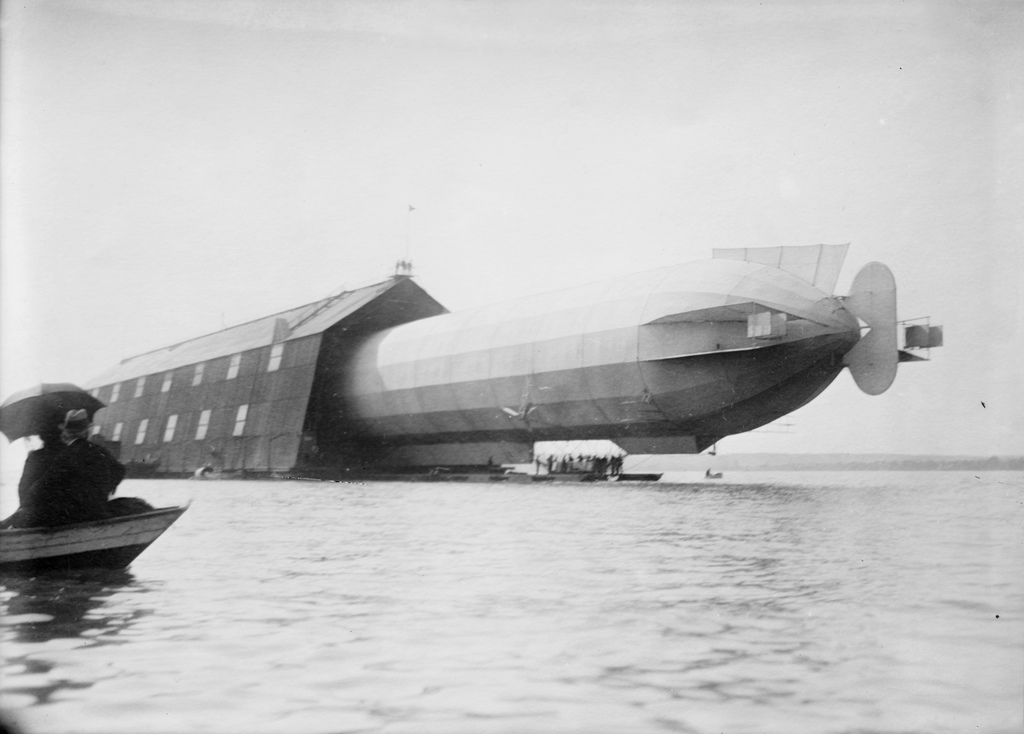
(1, 472, 1022, 734)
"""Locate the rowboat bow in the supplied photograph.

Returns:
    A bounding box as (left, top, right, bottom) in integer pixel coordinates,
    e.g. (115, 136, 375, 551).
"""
(0, 503, 189, 573)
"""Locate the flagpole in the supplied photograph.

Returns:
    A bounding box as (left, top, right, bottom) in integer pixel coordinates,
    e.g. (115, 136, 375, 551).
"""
(405, 205, 415, 262)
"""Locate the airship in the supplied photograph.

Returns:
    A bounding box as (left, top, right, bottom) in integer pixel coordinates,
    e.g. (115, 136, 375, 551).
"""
(84, 244, 940, 475)
(341, 244, 941, 467)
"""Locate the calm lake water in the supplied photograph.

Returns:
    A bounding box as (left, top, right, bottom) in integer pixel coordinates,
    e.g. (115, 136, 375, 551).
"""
(1, 472, 1021, 734)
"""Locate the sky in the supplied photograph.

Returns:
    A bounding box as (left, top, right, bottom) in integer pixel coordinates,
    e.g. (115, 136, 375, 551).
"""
(2, 0, 1022, 477)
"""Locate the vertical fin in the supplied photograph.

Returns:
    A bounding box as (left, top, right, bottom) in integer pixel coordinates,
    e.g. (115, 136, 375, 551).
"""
(712, 244, 849, 293)
(842, 262, 897, 395)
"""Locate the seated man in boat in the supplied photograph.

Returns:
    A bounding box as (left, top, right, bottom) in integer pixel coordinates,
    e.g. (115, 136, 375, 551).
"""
(13, 409, 127, 528)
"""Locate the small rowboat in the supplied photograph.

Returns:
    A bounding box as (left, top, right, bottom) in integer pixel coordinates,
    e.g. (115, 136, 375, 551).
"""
(0, 504, 189, 573)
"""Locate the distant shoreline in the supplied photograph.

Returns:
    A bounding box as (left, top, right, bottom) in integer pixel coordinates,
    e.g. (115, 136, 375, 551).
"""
(640, 454, 1024, 472)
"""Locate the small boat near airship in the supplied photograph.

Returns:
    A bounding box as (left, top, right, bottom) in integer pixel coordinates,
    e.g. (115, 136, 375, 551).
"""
(0, 504, 188, 573)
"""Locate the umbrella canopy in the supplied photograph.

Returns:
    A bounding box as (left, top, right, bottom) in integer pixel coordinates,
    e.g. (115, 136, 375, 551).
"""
(0, 383, 106, 442)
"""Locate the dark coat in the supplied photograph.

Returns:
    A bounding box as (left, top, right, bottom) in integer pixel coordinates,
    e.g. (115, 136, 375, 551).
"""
(20, 438, 126, 528)
(17, 442, 65, 505)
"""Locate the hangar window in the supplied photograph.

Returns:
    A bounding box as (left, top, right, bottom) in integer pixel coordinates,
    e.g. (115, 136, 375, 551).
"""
(268, 344, 284, 372)
(161, 373, 173, 392)
(195, 409, 212, 440)
(163, 415, 178, 443)
(192, 363, 205, 387)
(233, 404, 249, 436)
(227, 354, 241, 380)
(135, 419, 149, 445)
(134, 377, 146, 398)
(112, 422, 123, 442)
(110, 383, 121, 402)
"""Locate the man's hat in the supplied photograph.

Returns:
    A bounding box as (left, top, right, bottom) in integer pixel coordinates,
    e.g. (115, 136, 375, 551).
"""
(60, 409, 91, 431)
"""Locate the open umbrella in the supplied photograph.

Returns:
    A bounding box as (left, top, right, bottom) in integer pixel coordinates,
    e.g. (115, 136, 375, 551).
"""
(0, 383, 106, 442)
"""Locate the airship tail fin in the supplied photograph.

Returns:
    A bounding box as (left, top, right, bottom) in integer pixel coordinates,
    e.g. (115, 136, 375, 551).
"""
(842, 262, 898, 395)
(713, 243, 850, 293)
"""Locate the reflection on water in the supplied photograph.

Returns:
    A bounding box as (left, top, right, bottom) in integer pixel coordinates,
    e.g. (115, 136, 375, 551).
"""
(1, 473, 1022, 734)
(3, 571, 139, 644)
(1, 570, 145, 712)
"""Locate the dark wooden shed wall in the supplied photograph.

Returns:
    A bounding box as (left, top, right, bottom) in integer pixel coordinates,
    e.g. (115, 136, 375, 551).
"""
(93, 334, 321, 474)
(88, 277, 447, 476)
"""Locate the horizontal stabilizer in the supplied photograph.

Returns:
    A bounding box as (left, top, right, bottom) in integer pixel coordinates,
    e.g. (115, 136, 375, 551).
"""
(842, 262, 898, 395)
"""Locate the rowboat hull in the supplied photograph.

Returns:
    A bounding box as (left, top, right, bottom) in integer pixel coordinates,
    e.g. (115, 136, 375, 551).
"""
(0, 505, 188, 573)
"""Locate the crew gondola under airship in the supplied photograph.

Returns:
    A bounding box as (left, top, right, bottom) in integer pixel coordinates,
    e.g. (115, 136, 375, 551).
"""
(85, 244, 940, 476)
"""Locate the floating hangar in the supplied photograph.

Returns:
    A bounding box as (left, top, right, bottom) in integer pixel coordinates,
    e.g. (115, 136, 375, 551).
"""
(85, 245, 941, 476)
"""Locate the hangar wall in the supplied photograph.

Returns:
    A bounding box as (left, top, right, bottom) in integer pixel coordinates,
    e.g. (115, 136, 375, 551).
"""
(91, 335, 321, 474)
(85, 276, 447, 476)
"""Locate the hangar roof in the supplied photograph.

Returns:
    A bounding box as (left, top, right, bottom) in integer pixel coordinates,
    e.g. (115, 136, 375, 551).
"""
(86, 277, 430, 387)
